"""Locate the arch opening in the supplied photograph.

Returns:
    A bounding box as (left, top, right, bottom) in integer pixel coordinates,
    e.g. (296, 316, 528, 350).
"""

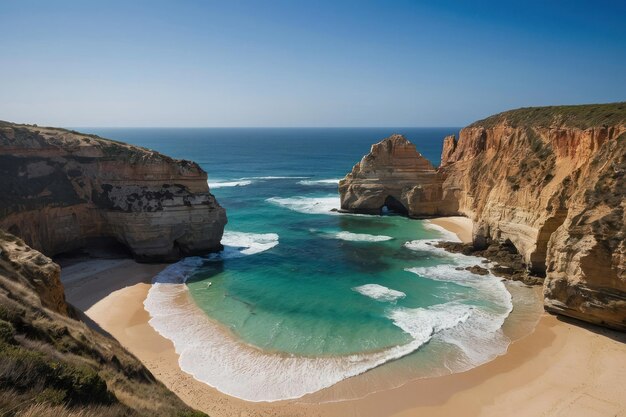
(530, 210, 568, 276)
(381, 195, 408, 216)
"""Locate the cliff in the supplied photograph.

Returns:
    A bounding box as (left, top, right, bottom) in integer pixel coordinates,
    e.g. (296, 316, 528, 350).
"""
(340, 103, 626, 331)
(0, 230, 206, 416)
(0, 121, 226, 262)
(339, 134, 457, 216)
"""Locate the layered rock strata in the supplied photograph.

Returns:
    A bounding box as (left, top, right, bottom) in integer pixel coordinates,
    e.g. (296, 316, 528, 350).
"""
(0, 121, 226, 262)
(339, 134, 457, 216)
(340, 103, 626, 330)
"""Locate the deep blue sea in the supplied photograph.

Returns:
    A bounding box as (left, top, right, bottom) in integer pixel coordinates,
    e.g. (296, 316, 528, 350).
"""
(82, 128, 541, 402)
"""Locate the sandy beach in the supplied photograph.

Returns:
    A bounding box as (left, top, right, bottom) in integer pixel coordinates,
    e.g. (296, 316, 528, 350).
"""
(430, 216, 473, 243)
(60, 218, 626, 417)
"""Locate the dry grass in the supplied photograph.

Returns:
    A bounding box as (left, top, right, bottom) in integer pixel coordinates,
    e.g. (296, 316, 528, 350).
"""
(14, 403, 132, 417)
(469, 102, 626, 129)
(0, 231, 208, 417)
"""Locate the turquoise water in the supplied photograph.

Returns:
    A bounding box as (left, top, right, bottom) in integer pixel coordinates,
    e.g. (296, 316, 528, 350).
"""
(187, 216, 472, 356)
(85, 128, 540, 402)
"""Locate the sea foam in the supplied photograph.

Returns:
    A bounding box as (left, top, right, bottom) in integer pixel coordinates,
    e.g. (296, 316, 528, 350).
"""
(144, 222, 515, 402)
(353, 284, 406, 302)
(267, 196, 341, 215)
(401, 220, 515, 370)
(404, 264, 513, 368)
(208, 180, 253, 188)
(144, 229, 476, 401)
(246, 176, 310, 180)
(298, 178, 341, 186)
(209, 176, 312, 188)
(209, 230, 279, 260)
(334, 231, 393, 242)
(403, 221, 462, 255)
(146, 280, 471, 402)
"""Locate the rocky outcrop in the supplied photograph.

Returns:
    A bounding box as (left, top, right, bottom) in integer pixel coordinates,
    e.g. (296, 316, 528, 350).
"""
(0, 121, 226, 262)
(340, 103, 626, 331)
(339, 134, 457, 216)
(0, 230, 206, 416)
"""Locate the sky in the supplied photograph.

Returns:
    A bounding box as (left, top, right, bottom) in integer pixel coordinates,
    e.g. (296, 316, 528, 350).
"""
(0, 0, 625, 127)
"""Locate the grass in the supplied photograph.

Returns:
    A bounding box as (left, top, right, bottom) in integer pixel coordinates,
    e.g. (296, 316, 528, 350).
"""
(0, 231, 208, 417)
(0, 337, 113, 406)
(469, 102, 626, 129)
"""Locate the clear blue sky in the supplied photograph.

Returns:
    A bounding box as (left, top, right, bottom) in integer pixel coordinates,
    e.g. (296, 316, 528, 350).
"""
(1, 0, 624, 127)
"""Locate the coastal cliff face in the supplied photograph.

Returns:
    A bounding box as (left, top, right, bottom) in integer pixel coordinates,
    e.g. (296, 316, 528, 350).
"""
(0, 121, 226, 262)
(0, 230, 206, 416)
(340, 103, 626, 331)
(339, 134, 457, 216)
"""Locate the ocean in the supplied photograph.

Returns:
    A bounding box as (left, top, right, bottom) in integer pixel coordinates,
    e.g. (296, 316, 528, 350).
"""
(82, 128, 542, 402)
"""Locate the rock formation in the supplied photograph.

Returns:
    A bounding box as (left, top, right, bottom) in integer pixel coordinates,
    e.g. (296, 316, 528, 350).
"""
(0, 121, 226, 262)
(0, 230, 206, 416)
(340, 103, 626, 331)
(339, 134, 457, 216)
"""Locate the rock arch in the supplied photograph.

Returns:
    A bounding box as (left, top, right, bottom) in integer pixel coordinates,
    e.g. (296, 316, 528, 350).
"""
(529, 209, 568, 276)
(382, 195, 408, 215)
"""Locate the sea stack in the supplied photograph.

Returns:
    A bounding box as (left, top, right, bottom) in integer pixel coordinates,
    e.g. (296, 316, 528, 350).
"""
(0, 122, 227, 262)
(339, 134, 457, 216)
(339, 103, 626, 331)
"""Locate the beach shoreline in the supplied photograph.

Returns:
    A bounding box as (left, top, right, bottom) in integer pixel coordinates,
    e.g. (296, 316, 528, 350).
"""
(60, 217, 626, 417)
(429, 216, 473, 243)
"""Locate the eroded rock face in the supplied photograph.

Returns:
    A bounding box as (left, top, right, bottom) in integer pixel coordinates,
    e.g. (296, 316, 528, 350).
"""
(441, 109, 626, 330)
(339, 134, 457, 216)
(0, 122, 226, 262)
(339, 104, 626, 330)
(0, 230, 68, 315)
(0, 230, 202, 415)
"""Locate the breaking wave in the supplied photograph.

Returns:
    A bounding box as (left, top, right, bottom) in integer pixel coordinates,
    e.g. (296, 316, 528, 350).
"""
(334, 231, 393, 242)
(144, 222, 515, 402)
(353, 284, 406, 302)
(267, 196, 341, 215)
(208, 231, 279, 260)
(245, 176, 310, 180)
(208, 180, 253, 188)
(146, 280, 472, 402)
(298, 178, 341, 186)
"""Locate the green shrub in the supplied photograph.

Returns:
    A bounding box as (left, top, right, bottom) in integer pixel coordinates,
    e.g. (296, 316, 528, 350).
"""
(35, 388, 67, 406)
(469, 102, 626, 129)
(0, 320, 15, 343)
(0, 342, 114, 406)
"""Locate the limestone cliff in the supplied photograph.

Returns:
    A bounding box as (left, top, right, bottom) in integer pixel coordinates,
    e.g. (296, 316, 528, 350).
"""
(0, 121, 226, 262)
(340, 103, 626, 331)
(339, 134, 457, 216)
(0, 230, 206, 416)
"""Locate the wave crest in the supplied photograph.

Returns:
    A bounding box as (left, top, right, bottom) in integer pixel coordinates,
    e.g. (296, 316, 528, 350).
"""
(267, 196, 340, 214)
(335, 231, 393, 242)
(209, 180, 253, 189)
(353, 284, 406, 302)
(298, 178, 341, 186)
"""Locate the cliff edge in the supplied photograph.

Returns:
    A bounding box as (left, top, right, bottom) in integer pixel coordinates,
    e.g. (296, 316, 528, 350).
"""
(0, 122, 226, 262)
(340, 103, 626, 331)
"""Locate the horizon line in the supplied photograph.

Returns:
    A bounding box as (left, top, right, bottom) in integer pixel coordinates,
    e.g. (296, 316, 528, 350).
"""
(66, 125, 464, 129)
